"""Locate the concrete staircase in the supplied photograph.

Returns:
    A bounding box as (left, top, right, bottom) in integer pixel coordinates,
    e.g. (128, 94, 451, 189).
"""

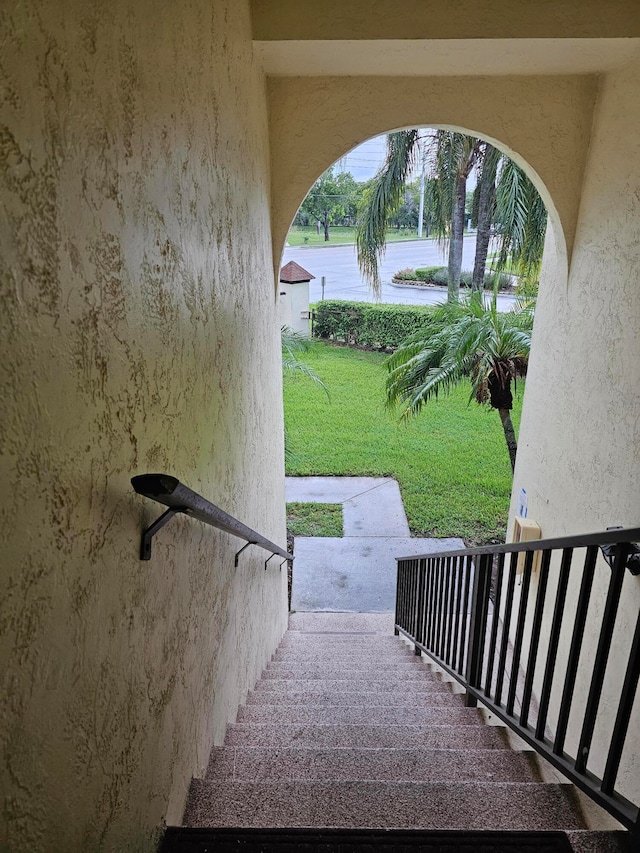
(166, 613, 631, 853)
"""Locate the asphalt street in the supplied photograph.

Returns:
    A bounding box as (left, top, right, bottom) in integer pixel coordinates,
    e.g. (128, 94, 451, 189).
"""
(281, 236, 517, 310)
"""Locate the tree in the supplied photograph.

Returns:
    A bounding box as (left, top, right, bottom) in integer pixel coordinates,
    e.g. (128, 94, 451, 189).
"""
(385, 295, 534, 471)
(471, 142, 500, 293)
(300, 168, 360, 241)
(356, 129, 547, 300)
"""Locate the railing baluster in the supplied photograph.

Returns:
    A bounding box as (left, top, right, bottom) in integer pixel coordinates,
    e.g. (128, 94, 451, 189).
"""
(465, 554, 492, 707)
(495, 552, 518, 707)
(394, 560, 402, 634)
(601, 606, 640, 795)
(440, 556, 452, 662)
(507, 550, 534, 716)
(434, 557, 445, 659)
(451, 556, 465, 672)
(535, 547, 573, 740)
(458, 554, 473, 673)
(484, 552, 505, 697)
(554, 545, 598, 757)
(575, 544, 629, 774)
(414, 558, 427, 655)
(520, 548, 552, 728)
(444, 555, 456, 666)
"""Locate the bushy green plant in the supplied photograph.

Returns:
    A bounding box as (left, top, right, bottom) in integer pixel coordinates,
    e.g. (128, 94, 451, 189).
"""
(313, 300, 435, 349)
(392, 268, 419, 281)
(414, 266, 442, 281)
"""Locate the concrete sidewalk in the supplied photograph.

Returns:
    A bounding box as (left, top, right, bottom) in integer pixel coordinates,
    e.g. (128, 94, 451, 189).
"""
(286, 477, 463, 612)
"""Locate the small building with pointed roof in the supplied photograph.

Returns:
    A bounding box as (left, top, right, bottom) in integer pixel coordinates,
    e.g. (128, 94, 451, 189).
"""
(279, 260, 315, 335)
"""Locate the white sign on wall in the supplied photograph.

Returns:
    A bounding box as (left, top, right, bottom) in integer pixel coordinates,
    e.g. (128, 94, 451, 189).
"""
(517, 488, 528, 518)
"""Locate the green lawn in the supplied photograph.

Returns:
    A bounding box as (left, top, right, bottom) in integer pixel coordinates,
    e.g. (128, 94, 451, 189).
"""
(284, 342, 523, 544)
(286, 226, 426, 247)
(286, 503, 344, 537)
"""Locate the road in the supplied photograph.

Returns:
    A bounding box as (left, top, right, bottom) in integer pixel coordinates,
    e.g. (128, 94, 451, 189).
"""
(281, 236, 517, 310)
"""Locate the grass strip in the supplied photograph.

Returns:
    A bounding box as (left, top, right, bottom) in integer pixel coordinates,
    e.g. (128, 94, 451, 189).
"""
(286, 503, 344, 537)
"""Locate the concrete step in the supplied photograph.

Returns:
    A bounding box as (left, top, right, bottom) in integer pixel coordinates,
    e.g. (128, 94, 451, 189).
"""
(245, 689, 463, 707)
(205, 746, 543, 783)
(254, 678, 453, 693)
(225, 723, 513, 750)
(565, 830, 634, 852)
(261, 663, 436, 679)
(288, 612, 395, 632)
(183, 780, 586, 830)
(272, 649, 419, 662)
(277, 637, 401, 648)
(236, 704, 483, 726)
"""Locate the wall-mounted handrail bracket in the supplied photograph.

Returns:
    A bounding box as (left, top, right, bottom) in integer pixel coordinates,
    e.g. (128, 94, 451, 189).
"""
(264, 553, 278, 571)
(131, 473, 293, 566)
(235, 541, 256, 567)
(141, 507, 187, 561)
(279, 558, 288, 571)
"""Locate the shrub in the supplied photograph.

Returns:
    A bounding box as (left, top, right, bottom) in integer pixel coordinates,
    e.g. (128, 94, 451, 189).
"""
(393, 265, 513, 291)
(313, 300, 436, 349)
(393, 268, 420, 281)
(414, 266, 442, 281)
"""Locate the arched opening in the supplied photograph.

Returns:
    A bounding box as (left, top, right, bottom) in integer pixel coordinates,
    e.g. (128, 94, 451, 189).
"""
(280, 126, 556, 586)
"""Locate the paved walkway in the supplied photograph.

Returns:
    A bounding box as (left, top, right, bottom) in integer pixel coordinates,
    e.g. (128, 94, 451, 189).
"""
(286, 477, 464, 613)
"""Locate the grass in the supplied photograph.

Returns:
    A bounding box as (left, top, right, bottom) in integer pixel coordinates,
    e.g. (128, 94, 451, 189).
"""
(286, 226, 427, 248)
(286, 503, 344, 537)
(284, 342, 523, 545)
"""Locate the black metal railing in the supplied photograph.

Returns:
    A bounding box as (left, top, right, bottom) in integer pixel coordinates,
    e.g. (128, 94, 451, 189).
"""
(132, 473, 293, 566)
(395, 526, 640, 837)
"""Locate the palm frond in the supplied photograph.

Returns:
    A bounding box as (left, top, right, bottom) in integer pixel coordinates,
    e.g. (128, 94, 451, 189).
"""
(356, 130, 420, 296)
(281, 326, 330, 398)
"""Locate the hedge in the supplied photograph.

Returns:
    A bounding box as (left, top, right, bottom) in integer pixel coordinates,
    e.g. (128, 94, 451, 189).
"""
(393, 266, 512, 291)
(313, 300, 436, 349)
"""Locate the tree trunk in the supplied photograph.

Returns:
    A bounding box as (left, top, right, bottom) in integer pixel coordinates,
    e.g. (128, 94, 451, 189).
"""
(472, 145, 498, 293)
(447, 174, 466, 302)
(498, 408, 518, 472)
(323, 213, 330, 241)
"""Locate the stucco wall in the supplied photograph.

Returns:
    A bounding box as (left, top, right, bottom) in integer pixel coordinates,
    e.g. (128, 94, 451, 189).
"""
(252, 0, 640, 40)
(508, 60, 640, 802)
(0, 1, 287, 850)
(510, 60, 640, 536)
(266, 74, 597, 275)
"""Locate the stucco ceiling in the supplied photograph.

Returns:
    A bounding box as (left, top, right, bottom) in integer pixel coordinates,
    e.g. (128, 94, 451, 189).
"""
(255, 38, 640, 77)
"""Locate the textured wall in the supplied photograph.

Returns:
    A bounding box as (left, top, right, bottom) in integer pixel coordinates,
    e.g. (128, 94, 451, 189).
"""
(0, 1, 287, 850)
(252, 0, 640, 40)
(508, 60, 640, 803)
(266, 74, 597, 274)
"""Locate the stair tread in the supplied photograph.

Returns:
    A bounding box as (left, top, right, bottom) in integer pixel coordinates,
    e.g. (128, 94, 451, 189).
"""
(237, 705, 481, 725)
(255, 678, 450, 691)
(263, 664, 434, 676)
(225, 723, 512, 749)
(206, 746, 542, 782)
(246, 690, 463, 707)
(184, 780, 586, 830)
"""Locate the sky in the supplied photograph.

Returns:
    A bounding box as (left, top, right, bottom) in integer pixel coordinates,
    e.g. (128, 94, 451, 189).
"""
(333, 135, 389, 182)
(332, 131, 478, 188)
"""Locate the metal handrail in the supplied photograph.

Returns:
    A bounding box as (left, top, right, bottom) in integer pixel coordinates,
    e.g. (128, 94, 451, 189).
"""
(396, 525, 640, 564)
(394, 526, 640, 839)
(131, 473, 293, 565)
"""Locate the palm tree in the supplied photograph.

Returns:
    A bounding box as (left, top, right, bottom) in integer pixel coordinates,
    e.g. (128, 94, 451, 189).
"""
(385, 295, 534, 471)
(356, 129, 546, 301)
